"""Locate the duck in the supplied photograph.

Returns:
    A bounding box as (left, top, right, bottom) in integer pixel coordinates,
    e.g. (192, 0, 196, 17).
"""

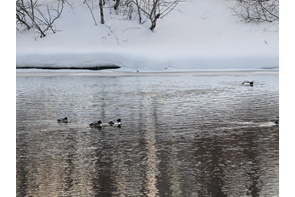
(89, 120, 102, 128)
(242, 81, 254, 87)
(57, 117, 68, 123)
(89, 120, 116, 128)
(101, 121, 114, 127)
(109, 119, 121, 127)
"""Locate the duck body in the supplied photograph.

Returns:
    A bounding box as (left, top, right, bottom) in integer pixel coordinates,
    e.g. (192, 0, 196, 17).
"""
(57, 117, 68, 123)
(242, 81, 254, 87)
(101, 122, 113, 127)
(90, 120, 102, 128)
(89, 120, 114, 128)
(109, 119, 121, 127)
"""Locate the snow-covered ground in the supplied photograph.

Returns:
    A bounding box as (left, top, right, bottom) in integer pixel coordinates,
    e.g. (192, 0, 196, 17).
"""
(16, 0, 279, 71)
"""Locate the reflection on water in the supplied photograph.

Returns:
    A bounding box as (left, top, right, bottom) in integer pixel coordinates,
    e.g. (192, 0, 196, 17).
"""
(16, 75, 279, 196)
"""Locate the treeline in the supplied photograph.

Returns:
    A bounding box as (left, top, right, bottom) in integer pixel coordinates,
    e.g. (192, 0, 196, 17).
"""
(16, 0, 279, 38)
(16, 0, 183, 38)
(16, 0, 66, 38)
(230, 0, 279, 25)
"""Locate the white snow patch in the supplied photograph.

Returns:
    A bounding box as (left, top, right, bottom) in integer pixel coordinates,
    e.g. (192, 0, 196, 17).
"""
(16, 0, 279, 71)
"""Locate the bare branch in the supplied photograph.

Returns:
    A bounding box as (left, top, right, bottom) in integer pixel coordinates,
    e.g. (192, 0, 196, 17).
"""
(16, 0, 66, 38)
(83, 0, 98, 25)
(229, 0, 279, 25)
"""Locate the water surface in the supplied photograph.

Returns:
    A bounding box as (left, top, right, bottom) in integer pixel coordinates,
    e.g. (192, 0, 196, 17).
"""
(16, 74, 279, 196)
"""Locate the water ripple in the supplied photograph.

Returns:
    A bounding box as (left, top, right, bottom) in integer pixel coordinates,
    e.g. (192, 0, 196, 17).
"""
(16, 75, 279, 197)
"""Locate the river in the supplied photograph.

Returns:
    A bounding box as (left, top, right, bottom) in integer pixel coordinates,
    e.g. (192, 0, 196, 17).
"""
(16, 72, 279, 196)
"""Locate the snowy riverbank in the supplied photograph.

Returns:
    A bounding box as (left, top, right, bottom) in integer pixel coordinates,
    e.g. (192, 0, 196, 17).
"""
(16, 0, 278, 71)
(16, 69, 278, 77)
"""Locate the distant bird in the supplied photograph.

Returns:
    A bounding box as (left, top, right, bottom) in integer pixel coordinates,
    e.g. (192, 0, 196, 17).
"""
(109, 119, 122, 127)
(264, 40, 268, 44)
(242, 81, 254, 87)
(90, 119, 121, 128)
(89, 120, 102, 128)
(136, 70, 139, 72)
(274, 120, 279, 124)
(57, 117, 68, 123)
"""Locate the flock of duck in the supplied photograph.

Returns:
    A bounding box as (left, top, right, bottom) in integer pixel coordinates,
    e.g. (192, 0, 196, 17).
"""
(90, 119, 121, 128)
(57, 117, 122, 128)
(56, 81, 279, 127)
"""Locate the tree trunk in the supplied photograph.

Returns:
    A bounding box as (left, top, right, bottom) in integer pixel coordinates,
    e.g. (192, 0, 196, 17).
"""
(149, 14, 160, 31)
(135, 0, 142, 23)
(150, 20, 156, 31)
(99, 0, 105, 24)
(36, 25, 46, 38)
(16, 13, 31, 30)
(114, 0, 120, 10)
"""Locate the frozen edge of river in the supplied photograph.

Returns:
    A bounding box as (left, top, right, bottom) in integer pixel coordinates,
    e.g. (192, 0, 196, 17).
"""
(16, 69, 279, 77)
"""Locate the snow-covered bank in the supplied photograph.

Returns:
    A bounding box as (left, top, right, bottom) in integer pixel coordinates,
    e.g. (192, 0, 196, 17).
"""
(16, 52, 278, 72)
(16, 0, 279, 71)
(16, 69, 278, 77)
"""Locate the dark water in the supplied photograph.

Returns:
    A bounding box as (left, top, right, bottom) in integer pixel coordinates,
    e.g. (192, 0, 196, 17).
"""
(16, 74, 279, 197)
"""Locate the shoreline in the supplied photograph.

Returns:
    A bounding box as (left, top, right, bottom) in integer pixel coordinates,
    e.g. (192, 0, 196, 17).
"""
(16, 65, 120, 71)
(16, 69, 279, 77)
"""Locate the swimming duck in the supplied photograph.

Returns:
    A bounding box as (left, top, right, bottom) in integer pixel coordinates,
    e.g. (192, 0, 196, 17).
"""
(89, 120, 102, 128)
(109, 119, 121, 127)
(242, 81, 254, 87)
(89, 120, 115, 128)
(97, 121, 114, 127)
(57, 117, 68, 123)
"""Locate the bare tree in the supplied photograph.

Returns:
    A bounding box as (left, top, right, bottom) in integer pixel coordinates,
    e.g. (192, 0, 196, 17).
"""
(126, 0, 182, 31)
(17, 0, 183, 37)
(83, 0, 98, 25)
(114, 0, 120, 10)
(135, 0, 143, 23)
(99, 0, 105, 24)
(82, 0, 105, 25)
(230, 0, 279, 24)
(16, 0, 66, 38)
(82, 0, 181, 30)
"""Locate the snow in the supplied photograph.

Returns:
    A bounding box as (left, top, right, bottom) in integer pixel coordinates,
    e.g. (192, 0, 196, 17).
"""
(16, 0, 279, 71)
